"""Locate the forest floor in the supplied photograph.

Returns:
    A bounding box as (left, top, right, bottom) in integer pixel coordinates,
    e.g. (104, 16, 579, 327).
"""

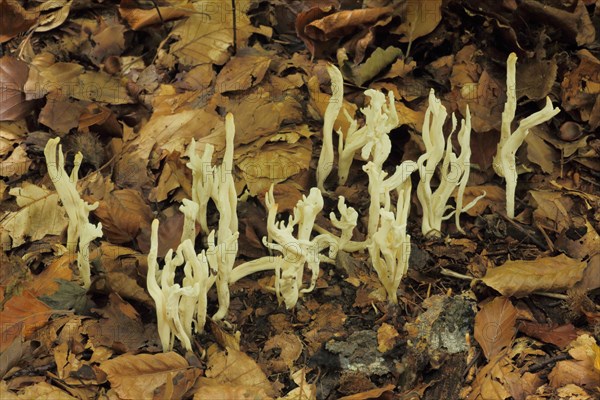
(1, 0, 599, 399)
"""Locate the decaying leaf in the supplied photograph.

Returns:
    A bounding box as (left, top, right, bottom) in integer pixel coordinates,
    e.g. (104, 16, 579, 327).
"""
(481, 254, 587, 298)
(0, 0, 38, 43)
(93, 189, 154, 244)
(549, 334, 600, 389)
(0, 56, 33, 121)
(204, 346, 275, 397)
(0, 290, 54, 352)
(0, 182, 69, 249)
(393, 0, 442, 42)
(100, 352, 200, 400)
(474, 297, 517, 360)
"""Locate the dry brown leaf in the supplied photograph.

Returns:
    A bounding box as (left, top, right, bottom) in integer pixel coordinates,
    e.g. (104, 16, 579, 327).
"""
(481, 254, 587, 298)
(24, 60, 83, 101)
(86, 293, 156, 352)
(193, 382, 273, 400)
(449, 45, 505, 133)
(263, 332, 303, 373)
(38, 96, 84, 133)
(0, 145, 31, 179)
(205, 347, 275, 397)
(524, 129, 557, 174)
(0, 290, 54, 352)
(100, 352, 200, 400)
(377, 323, 400, 353)
(3, 381, 77, 400)
(549, 334, 600, 389)
(457, 185, 505, 216)
(215, 53, 272, 93)
(93, 189, 153, 244)
(337, 384, 395, 400)
(160, 3, 270, 68)
(0, 56, 33, 121)
(28, 254, 73, 297)
(518, 322, 579, 349)
(529, 190, 574, 232)
(474, 297, 517, 361)
(277, 368, 316, 400)
(393, 0, 442, 42)
(468, 351, 541, 400)
(119, 0, 194, 30)
(304, 7, 393, 41)
(0, 0, 38, 43)
(0, 182, 69, 249)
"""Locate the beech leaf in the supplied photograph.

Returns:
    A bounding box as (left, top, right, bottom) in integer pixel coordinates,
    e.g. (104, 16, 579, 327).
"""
(481, 254, 587, 298)
(100, 352, 200, 400)
(474, 297, 517, 360)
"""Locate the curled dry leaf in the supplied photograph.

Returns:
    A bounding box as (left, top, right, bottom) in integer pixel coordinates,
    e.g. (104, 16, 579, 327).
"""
(474, 297, 517, 361)
(481, 254, 587, 298)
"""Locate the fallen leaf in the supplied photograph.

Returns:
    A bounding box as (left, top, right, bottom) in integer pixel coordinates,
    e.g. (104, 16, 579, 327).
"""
(119, 0, 194, 30)
(0, 182, 69, 249)
(481, 254, 587, 298)
(93, 189, 154, 244)
(0, 290, 54, 352)
(0, 56, 33, 121)
(263, 332, 303, 373)
(529, 190, 574, 232)
(549, 334, 600, 389)
(40, 279, 92, 314)
(86, 293, 155, 352)
(346, 46, 403, 86)
(278, 368, 317, 400)
(0, 145, 31, 178)
(474, 297, 517, 361)
(5, 381, 77, 400)
(0, 0, 38, 43)
(337, 384, 395, 400)
(215, 52, 272, 93)
(377, 323, 400, 353)
(304, 7, 393, 41)
(160, 2, 271, 67)
(205, 347, 275, 397)
(100, 352, 200, 400)
(518, 321, 579, 349)
(393, 0, 442, 42)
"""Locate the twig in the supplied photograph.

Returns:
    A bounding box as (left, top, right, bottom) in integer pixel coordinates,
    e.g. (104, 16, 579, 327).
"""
(498, 212, 548, 250)
(527, 353, 570, 373)
(231, 0, 237, 54)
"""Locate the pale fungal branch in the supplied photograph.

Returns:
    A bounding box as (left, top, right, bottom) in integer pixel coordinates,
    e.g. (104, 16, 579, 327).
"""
(416, 89, 482, 237)
(147, 218, 214, 352)
(367, 176, 412, 304)
(316, 63, 344, 192)
(44, 137, 103, 289)
(493, 53, 561, 219)
(338, 89, 399, 185)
